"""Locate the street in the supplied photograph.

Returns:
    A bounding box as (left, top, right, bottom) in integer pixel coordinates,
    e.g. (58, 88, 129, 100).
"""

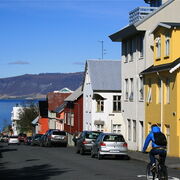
(0, 143, 179, 180)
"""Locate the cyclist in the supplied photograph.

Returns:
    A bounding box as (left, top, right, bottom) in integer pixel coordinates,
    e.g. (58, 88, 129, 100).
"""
(142, 124, 167, 169)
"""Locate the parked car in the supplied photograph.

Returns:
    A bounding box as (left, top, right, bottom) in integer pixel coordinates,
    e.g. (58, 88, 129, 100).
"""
(24, 136, 32, 145)
(18, 133, 27, 144)
(1, 135, 8, 143)
(39, 134, 47, 147)
(91, 133, 128, 160)
(31, 134, 43, 146)
(44, 129, 68, 147)
(8, 136, 20, 145)
(76, 131, 102, 155)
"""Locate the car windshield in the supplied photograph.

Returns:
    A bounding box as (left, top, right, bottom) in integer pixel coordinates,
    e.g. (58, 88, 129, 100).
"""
(9, 136, 18, 138)
(103, 135, 125, 142)
(53, 131, 66, 135)
(86, 132, 101, 139)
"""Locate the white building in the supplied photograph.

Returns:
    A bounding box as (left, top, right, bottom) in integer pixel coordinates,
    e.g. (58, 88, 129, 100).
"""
(82, 60, 125, 136)
(11, 106, 24, 135)
(110, 0, 180, 151)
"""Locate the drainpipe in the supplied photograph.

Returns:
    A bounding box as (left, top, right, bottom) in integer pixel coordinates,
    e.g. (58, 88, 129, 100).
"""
(157, 72, 163, 131)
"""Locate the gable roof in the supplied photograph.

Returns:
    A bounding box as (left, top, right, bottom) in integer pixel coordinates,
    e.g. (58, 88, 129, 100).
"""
(84, 60, 121, 91)
(150, 22, 180, 34)
(109, 0, 175, 42)
(65, 86, 83, 102)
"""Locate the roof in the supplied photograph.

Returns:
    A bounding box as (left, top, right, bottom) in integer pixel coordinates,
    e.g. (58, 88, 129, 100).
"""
(140, 58, 180, 75)
(64, 86, 82, 102)
(85, 60, 121, 91)
(150, 22, 180, 34)
(32, 116, 39, 125)
(54, 102, 67, 113)
(109, 0, 174, 42)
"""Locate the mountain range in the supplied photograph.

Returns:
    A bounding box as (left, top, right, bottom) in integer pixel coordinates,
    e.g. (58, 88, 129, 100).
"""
(0, 72, 84, 99)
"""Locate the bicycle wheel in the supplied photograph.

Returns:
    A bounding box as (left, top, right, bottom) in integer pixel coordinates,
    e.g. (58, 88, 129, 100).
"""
(159, 165, 168, 180)
(146, 163, 156, 180)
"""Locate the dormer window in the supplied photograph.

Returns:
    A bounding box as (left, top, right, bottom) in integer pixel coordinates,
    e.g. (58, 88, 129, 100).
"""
(155, 37, 161, 59)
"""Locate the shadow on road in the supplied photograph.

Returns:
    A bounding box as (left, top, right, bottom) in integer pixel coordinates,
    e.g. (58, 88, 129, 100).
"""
(0, 164, 69, 180)
(0, 147, 17, 159)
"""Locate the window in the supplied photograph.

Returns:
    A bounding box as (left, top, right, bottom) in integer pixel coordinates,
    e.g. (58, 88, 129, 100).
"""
(165, 34, 170, 57)
(113, 124, 121, 134)
(96, 124, 104, 132)
(113, 95, 121, 112)
(129, 78, 134, 101)
(122, 41, 128, 63)
(156, 37, 161, 59)
(133, 120, 136, 142)
(128, 119, 131, 141)
(147, 79, 152, 103)
(165, 78, 170, 104)
(129, 39, 133, 62)
(96, 99, 104, 112)
(71, 113, 74, 126)
(125, 79, 129, 100)
(139, 77, 144, 101)
(138, 35, 144, 58)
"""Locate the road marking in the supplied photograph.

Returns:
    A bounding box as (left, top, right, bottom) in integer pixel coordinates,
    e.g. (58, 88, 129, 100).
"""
(137, 175, 180, 180)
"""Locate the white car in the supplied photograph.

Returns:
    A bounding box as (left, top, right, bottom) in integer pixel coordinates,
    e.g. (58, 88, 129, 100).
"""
(8, 136, 20, 145)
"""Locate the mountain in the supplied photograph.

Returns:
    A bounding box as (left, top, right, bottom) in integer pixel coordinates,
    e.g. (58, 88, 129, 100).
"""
(0, 72, 84, 99)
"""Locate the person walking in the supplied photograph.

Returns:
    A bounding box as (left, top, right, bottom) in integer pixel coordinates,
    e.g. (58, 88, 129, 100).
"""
(142, 124, 167, 168)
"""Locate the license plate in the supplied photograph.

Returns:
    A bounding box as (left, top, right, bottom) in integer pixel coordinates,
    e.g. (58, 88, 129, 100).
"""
(110, 150, 119, 153)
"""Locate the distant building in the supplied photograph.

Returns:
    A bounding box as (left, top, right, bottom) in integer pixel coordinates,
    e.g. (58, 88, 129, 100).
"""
(11, 106, 24, 135)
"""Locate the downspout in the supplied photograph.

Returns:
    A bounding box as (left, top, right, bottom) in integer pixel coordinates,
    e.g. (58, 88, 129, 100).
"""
(157, 72, 163, 131)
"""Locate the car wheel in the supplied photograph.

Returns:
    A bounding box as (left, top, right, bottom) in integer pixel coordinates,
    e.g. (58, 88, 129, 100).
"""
(97, 151, 102, 160)
(91, 150, 95, 158)
(47, 141, 51, 147)
(80, 147, 84, 155)
(76, 147, 80, 154)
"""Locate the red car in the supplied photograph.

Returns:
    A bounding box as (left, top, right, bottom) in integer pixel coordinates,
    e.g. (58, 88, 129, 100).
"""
(18, 133, 27, 144)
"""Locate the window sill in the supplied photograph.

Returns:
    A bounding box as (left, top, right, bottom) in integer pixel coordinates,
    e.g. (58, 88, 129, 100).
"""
(138, 56, 144, 60)
(164, 56, 169, 59)
(156, 58, 161, 61)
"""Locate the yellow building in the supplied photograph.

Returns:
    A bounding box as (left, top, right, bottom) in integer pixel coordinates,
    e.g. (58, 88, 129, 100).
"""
(141, 22, 180, 157)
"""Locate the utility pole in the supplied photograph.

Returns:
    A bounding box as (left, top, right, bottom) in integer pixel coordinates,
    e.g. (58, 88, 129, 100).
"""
(99, 40, 105, 60)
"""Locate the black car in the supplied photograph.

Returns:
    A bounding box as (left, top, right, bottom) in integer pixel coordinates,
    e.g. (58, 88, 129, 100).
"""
(76, 131, 102, 155)
(31, 134, 43, 146)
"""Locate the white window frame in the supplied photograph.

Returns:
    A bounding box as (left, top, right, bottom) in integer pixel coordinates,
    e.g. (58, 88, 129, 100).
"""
(113, 95, 121, 112)
(165, 35, 170, 57)
(156, 37, 161, 59)
(96, 124, 104, 132)
(125, 79, 129, 101)
(113, 124, 121, 134)
(128, 119, 131, 141)
(96, 99, 104, 112)
(147, 79, 152, 103)
(129, 78, 134, 101)
(139, 76, 144, 101)
(133, 120, 136, 142)
(166, 78, 170, 104)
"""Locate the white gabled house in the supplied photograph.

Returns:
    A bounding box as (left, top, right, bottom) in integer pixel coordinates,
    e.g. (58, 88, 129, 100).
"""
(82, 60, 125, 136)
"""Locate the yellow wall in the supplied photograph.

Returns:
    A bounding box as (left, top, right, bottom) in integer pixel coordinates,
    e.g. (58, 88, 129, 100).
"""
(144, 27, 180, 157)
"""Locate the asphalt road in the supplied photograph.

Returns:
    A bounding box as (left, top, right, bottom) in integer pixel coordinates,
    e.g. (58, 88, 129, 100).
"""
(0, 143, 179, 180)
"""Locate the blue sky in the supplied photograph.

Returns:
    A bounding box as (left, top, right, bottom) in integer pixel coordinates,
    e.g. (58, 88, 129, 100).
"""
(0, 0, 147, 78)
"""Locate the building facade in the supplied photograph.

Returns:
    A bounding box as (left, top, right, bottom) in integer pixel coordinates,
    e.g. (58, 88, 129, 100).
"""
(141, 22, 180, 157)
(82, 60, 125, 136)
(110, 0, 180, 151)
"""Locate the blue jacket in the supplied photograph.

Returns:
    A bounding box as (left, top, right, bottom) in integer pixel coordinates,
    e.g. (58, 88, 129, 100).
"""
(142, 126, 161, 152)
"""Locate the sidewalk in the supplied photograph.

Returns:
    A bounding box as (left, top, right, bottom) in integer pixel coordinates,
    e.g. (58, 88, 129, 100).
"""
(128, 151, 180, 170)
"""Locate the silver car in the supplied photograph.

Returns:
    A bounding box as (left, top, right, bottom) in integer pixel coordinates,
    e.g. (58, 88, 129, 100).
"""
(91, 133, 128, 160)
(8, 136, 20, 145)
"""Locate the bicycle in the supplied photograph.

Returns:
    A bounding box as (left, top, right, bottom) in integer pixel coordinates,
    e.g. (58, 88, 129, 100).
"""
(146, 155, 168, 180)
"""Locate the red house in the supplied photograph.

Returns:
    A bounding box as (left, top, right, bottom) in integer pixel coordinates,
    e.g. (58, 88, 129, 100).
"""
(63, 86, 83, 135)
